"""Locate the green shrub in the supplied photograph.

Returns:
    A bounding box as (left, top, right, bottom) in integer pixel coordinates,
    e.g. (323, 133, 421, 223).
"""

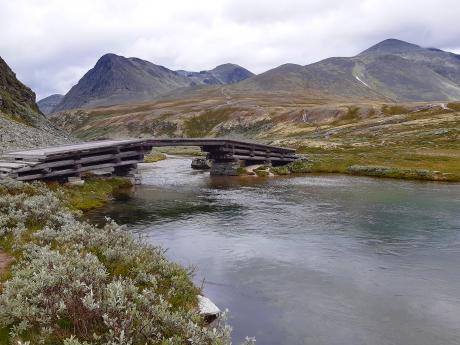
(253, 165, 269, 171)
(270, 166, 290, 175)
(346, 165, 454, 181)
(288, 159, 313, 173)
(381, 104, 409, 115)
(237, 167, 248, 176)
(254, 169, 269, 177)
(447, 102, 460, 111)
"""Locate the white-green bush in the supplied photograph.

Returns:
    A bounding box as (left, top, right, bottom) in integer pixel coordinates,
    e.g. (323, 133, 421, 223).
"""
(0, 179, 254, 345)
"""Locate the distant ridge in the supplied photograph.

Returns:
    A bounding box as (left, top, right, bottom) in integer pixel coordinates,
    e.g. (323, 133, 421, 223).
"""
(233, 38, 460, 101)
(49, 39, 460, 113)
(38, 94, 64, 114)
(52, 54, 254, 112)
(177, 63, 254, 85)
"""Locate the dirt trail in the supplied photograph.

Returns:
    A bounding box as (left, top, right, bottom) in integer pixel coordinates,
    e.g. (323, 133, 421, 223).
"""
(0, 250, 13, 276)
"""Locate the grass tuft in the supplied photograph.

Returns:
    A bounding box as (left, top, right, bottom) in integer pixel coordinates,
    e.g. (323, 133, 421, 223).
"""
(144, 151, 167, 163)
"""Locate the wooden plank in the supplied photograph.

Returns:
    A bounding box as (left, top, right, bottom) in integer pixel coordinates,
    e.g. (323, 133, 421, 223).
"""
(4, 139, 145, 157)
(0, 162, 31, 168)
(146, 138, 295, 153)
(17, 173, 45, 181)
(43, 169, 78, 178)
(78, 154, 115, 164)
(211, 146, 296, 158)
(15, 159, 76, 172)
(80, 162, 117, 172)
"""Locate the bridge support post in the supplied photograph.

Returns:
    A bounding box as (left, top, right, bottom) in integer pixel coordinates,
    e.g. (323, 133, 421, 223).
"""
(114, 164, 142, 185)
(210, 160, 241, 176)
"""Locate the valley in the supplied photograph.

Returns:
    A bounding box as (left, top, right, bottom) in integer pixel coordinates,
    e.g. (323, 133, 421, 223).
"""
(49, 93, 460, 181)
(37, 38, 460, 182)
(0, 6, 460, 343)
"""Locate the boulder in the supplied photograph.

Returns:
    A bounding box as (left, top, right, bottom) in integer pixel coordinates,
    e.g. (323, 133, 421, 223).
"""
(198, 295, 221, 323)
(191, 157, 212, 170)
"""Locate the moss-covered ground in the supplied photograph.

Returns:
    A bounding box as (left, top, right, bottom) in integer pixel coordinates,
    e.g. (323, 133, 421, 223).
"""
(144, 151, 167, 163)
(58, 177, 134, 211)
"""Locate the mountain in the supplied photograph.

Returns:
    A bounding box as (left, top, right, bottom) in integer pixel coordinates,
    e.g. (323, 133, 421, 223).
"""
(38, 94, 64, 114)
(0, 56, 41, 118)
(210, 63, 254, 84)
(176, 63, 254, 85)
(53, 54, 193, 112)
(53, 54, 254, 112)
(0, 57, 72, 152)
(234, 39, 460, 101)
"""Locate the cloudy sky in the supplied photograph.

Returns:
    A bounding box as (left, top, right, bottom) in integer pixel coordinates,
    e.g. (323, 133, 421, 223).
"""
(1, 0, 460, 99)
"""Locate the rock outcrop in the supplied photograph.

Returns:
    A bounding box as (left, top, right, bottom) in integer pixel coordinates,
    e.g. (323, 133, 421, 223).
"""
(0, 56, 73, 152)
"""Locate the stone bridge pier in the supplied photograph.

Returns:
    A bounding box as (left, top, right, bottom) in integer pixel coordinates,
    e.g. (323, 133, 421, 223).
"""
(210, 160, 241, 176)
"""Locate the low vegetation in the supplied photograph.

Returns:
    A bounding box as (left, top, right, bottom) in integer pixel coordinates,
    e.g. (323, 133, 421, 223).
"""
(381, 104, 409, 115)
(59, 177, 134, 211)
(447, 102, 460, 111)
(157, 146, 205, 157)
(0, 179, 254, 345)
(271, 148, 460, 181)
(269, 166, 290, 175)
(144, 151, 167, 163)
(183, 108, 233, 137)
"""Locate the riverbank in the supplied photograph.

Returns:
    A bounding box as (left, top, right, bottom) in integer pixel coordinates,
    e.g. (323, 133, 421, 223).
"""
(269, 152, 460, 182)
(274, 106, 460, 182)
(0, 178, 248, 345)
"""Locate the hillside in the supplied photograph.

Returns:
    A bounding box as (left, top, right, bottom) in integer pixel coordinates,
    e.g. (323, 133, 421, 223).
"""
(0, 56, 72, 152)
(37, 94, 64, 114)
(52, 54, 254, 112)
(51, 97, 460, 180)
(0, 56, 41, 119)
(234, 39, 460, 101)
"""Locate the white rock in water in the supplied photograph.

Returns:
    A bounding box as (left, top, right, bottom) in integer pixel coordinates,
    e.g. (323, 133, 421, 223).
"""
(198, 295, 221, 316)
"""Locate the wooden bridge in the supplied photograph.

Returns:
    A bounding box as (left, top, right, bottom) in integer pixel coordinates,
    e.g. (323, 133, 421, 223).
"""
(0, 138, 297, 181)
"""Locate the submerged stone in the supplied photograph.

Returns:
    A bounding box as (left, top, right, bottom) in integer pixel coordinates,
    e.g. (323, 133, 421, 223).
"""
(191, 157, 212, 170)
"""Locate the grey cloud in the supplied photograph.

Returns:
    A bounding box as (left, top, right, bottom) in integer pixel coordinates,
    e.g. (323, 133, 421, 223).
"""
(1, 0, 460, 100)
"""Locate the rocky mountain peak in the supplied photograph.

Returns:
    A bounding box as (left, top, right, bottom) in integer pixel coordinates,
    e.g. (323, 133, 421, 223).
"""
(359, 38, 421, 55)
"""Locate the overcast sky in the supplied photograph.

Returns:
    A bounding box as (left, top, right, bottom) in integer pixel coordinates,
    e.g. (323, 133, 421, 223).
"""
(2, 0, 460, 100)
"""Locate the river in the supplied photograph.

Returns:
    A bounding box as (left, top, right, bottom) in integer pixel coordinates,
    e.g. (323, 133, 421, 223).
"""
(88, 156, 460, 345)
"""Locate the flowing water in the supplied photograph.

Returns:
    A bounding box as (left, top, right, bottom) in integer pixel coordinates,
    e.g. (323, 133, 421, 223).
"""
(88, 157, 460, 345)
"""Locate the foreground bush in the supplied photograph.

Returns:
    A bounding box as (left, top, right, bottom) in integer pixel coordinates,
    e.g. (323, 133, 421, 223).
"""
(0, 179, 253, 345)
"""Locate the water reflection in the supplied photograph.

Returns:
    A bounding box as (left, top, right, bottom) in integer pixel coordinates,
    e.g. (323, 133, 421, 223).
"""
(88, 157, 460, 345)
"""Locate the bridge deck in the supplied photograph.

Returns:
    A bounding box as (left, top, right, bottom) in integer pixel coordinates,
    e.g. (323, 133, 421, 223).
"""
(0, 138, 297, 181)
